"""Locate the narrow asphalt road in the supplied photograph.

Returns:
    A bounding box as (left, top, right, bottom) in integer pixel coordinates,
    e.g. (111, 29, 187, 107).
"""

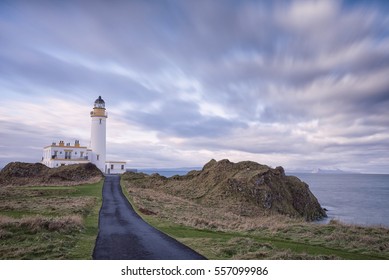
(92, 175, 206, 260)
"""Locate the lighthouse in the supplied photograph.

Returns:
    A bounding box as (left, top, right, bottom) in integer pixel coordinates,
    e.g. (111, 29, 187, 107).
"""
(41, 96, 127, 174)
(90, 96, 107, 172)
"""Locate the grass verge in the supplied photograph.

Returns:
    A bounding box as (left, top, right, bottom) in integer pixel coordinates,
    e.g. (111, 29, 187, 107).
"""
(120, 178, 389, 260)
(0, 180, 103, 259)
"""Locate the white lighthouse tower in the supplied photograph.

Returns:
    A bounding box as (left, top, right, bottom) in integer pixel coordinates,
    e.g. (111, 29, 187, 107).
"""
(90, 96, 107, 173)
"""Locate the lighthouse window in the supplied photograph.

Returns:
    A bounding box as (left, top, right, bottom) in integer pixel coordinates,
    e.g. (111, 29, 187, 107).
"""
(99, 119, 102, 124)
(97, 155, 100, 161)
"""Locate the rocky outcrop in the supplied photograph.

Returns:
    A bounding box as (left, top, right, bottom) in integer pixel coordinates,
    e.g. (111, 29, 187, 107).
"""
(122, 159, 327, 221)
(0, 162, 103, 187)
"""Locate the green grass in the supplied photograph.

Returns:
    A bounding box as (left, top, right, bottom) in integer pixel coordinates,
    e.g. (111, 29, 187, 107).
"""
(0, 180, 103, 259)
(66, 181, 104, 259)
(120, 179, 389, 260)
(131, 216, 384, 260)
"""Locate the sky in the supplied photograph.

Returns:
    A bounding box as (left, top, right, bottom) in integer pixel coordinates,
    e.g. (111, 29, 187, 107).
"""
(0, 0, 389, 173)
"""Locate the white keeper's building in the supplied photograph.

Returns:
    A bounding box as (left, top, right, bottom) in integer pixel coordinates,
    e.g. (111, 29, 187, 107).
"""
(41, 96, 127, 174)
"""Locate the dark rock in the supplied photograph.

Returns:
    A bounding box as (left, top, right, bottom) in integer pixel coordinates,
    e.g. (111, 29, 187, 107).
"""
(202, 159, 217, 170)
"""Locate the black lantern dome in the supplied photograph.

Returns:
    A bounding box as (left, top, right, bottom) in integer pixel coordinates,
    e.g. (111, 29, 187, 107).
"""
(94, 96, 105, 109)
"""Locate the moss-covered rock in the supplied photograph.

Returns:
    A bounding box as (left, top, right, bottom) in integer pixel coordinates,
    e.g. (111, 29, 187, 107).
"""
(122, 159, 327, 221)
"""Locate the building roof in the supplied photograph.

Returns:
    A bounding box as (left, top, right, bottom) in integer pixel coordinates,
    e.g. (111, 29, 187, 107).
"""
(44, 144, 87, 149)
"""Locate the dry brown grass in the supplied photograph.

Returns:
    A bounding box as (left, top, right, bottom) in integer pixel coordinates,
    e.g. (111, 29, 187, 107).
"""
(124, 179, 389, 259)
(0, 180, 103, 260)
(0, 215, 84, 233)
(0, 162, 103, 187)
(0, 197, 96, 215)
(0, 228, 12, 239)
(247, 219, 389, 257)
(0, 186, 77, 198)
(127, 186, 301, 231)
(122, 160, 327, 221)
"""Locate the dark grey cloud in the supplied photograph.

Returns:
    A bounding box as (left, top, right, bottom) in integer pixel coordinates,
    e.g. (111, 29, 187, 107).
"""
(126, 99, 248, 138)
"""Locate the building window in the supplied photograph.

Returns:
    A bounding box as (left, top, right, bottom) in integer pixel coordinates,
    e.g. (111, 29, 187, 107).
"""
(61, 164, 65, 166)
(121, 165, 124, 170)
(111, 164, 114, 170)
(99, 119, 102, 125)
(65, 151, 71, 159)
(80, 152, 84, 158)
(97, 155, 99, 161)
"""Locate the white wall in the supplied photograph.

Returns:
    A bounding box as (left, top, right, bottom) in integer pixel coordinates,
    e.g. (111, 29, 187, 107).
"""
(105, 162, 126, 174)
(90, 117, 106, 173)
(42, 145, 90, 168)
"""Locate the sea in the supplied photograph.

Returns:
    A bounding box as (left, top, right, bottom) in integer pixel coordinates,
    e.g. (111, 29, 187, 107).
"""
(140, 169, 389, 228)
(290, 173, 389, 228)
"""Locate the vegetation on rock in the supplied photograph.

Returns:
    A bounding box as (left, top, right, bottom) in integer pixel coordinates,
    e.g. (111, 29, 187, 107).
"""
(0, 162, 103, 187)
(122, 159, 326, 221)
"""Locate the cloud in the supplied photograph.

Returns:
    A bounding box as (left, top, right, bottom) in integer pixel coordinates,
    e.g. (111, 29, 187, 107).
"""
(0, 0, 389, 173)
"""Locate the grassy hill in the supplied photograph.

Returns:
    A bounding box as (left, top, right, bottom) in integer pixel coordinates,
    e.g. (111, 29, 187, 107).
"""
(0, 162, 103, 187)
